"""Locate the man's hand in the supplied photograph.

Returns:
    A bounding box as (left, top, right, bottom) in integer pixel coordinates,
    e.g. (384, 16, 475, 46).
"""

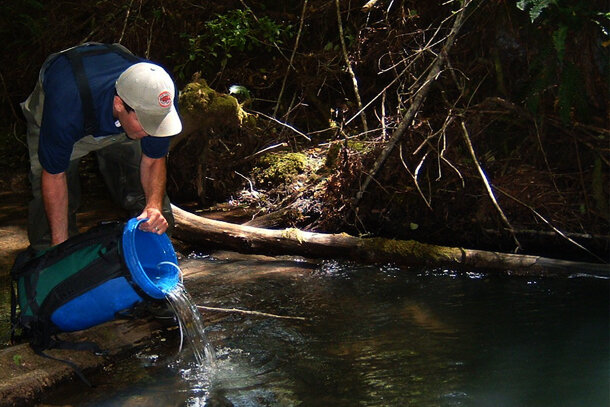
(136, 207, 168, 234)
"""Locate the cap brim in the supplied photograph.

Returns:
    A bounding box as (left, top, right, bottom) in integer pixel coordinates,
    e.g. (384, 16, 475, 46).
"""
(137, 106, 182, 137)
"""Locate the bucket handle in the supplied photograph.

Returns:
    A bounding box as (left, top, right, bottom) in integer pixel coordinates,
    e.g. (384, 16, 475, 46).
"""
(157, 261, 183, 284)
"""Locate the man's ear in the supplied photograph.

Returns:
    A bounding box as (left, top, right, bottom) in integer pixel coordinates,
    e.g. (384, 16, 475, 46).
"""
(113, 95, 124, 113)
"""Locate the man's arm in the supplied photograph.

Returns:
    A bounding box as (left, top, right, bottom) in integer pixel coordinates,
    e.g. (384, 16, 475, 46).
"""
(41, 169, 70, 246)
(137, 154, 169, 234)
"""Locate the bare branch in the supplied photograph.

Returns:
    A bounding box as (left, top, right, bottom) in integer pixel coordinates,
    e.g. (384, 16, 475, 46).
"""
(336, 0, 368, 132)
(247, 109, 311, 141)
(399, 144, 432, 209)
(198, 305, 308, 321)
(460, 120, 521, 251)
(494, 186, 607, 263)
(354, 1, 472, 207)
(274, 0, 308, 117)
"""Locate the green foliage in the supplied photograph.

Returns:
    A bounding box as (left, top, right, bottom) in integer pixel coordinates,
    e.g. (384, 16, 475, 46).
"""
(517, 0, 557, 23)
(0, 0, 45, 45)
(229, 85, 252, 104)
(176, 9, 293, 80)
(517, 1, 605, 123)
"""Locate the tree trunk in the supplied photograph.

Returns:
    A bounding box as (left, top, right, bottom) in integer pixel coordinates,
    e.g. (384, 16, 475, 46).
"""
(172, 205, 609, 278)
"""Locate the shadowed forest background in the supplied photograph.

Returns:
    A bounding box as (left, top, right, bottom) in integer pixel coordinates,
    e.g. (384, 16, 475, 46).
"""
(0, 0, 608, 262)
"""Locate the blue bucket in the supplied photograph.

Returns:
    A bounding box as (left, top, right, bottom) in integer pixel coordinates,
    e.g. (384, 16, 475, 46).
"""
(50, 218, 179, 331)
(122, 217, 180, 299)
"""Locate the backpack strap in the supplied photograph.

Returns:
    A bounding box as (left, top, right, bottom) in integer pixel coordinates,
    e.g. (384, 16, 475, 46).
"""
(34, 339, 104, 387)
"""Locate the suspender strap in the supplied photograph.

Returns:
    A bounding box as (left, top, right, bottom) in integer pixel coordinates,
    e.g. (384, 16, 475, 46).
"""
(64, 48, 98, 136)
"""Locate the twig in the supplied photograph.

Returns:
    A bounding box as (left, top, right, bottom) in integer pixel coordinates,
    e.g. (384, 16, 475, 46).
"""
(118, 0, 134, 44)
(399, 144, 432, 209)
(344, 64, 408, 127)
(242, 142, 289, 161)
(461, 120, 521, 251)
(274, 0, 308, 117)
(247, 108, 311, 141)
(197, 305, 307, 321)
(353, 0, 471, 207)
(335, 0, 368, 132)
(234, 171, 259, 197)
(494, 186, 606, 263)
(381, 91, 387, 139)
(460, 121, 521, 251)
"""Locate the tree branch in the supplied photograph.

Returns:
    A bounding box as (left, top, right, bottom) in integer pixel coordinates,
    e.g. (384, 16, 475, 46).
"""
(336, 0, 368, 132)
(460, 120, 521, 251)
(274, 0, 308, 117)
(353, 0, 471, 207)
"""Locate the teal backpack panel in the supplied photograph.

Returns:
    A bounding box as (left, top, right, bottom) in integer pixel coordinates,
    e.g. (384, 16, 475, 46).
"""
(11, 222, 139, 340)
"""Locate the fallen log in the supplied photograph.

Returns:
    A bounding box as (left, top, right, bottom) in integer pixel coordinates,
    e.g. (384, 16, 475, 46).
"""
(172, 205, 610, 278)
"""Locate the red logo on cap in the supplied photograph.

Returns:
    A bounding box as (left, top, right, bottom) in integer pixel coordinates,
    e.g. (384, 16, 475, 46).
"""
(158, 91, 172, 108)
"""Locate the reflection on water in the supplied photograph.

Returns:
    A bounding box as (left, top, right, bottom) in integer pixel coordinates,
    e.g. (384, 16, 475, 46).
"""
(41, 254, 609, 407)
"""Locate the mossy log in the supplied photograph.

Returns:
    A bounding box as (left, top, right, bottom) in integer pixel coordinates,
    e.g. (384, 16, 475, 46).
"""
(172, 205, 610, 278)
(172, 77, 253, 147)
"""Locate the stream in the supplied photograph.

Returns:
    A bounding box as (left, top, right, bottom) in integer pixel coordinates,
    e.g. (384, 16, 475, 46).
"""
(28, 250, 609, 407)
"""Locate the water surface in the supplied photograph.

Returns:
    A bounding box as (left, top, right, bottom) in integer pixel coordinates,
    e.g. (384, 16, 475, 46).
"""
(37, 252, 610, 406)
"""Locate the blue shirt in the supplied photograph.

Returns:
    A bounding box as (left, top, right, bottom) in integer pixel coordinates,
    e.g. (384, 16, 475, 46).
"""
(39, 44, 174, 174)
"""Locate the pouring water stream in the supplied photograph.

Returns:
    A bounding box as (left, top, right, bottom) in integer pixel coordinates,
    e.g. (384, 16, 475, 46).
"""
(156, 260, 217, 367)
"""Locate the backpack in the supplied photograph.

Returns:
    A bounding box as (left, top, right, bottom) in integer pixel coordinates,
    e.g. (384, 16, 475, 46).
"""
(11, 217, 179, 343)
(9, 221, 152, 384)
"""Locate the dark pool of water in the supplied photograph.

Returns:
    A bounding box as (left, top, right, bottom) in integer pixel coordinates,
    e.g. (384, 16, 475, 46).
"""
(27, 253, 610, 406)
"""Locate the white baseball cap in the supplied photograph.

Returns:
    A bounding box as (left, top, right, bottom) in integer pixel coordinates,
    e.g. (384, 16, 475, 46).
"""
(115, 62, 182, 137)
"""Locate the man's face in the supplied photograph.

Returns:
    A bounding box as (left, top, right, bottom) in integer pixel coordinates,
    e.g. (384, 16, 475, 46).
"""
(119, 109, 148, 140)
(114, 96, 148, 139)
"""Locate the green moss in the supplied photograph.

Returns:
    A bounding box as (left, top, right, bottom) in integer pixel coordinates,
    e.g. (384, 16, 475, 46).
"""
(179, 78, 251, 129)
(362, 238, 461, 263)
(282, 228, 305, 243)
(346, 140, 372, 153)
(324, 143, 341, 169)
(254, 152, 307, 186)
